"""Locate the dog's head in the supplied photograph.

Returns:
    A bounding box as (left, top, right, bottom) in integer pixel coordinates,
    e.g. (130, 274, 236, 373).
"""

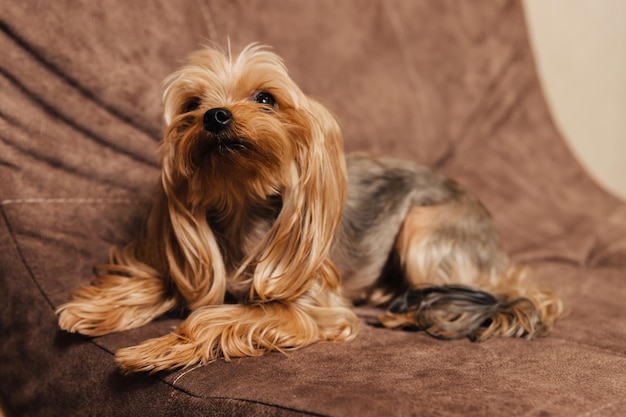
(157, 45, 346, 304)
(162, 44, 344, 206)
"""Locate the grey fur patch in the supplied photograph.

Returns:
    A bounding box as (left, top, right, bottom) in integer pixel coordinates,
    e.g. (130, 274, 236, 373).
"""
(332, 154, 460, 299)
(386, 285, 540, 341)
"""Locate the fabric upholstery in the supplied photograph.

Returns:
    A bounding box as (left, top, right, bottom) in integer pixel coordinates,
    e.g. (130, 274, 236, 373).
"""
(1, 1, 625, 416)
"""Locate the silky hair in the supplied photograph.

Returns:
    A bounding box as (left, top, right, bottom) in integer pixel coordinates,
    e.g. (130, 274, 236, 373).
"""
(57, 44, 561, 374)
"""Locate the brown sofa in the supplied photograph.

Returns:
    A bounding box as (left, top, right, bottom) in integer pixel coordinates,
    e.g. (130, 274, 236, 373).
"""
(1, 1, 625, 416)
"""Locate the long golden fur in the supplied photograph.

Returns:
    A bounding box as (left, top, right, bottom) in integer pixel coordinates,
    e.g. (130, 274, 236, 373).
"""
(57, 44, 562, 373)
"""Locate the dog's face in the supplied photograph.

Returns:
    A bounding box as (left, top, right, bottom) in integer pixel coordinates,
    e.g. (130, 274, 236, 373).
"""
(158, 45, 347, 301)
(161, 45, 341, 209)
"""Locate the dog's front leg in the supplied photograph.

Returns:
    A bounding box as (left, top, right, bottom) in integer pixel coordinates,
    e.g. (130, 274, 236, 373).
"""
(57, 273, 177, 337)
(115, 293, 358, 374)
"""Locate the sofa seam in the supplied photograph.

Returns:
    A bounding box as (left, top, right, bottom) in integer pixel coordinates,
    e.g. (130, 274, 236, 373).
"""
(0, 197, 144, 206)
(162, 364, 330, 416)
(0, 201, 56, 310)
(172, 391, 329, 417)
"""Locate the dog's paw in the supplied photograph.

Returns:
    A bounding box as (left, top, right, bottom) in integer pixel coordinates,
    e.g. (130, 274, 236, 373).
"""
(56, 275, 178, 337)
(115, 333, 216, 374)
(56, 302, 115, 337)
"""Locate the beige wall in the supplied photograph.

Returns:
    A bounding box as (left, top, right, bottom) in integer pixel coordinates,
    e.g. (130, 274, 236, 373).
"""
(523, 0, 626, 200)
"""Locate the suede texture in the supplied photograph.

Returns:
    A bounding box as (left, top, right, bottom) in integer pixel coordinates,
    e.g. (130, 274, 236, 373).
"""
(1, 1, 625, 416)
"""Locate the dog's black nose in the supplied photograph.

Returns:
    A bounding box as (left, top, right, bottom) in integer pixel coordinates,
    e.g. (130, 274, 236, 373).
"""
(203, 108, 232, 133)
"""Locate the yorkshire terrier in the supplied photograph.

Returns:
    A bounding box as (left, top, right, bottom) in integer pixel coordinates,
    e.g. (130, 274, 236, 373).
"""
(57, 44, 562, 374)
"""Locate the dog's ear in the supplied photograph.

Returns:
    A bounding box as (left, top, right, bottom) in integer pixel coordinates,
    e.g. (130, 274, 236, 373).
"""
(249, 99, 347, 300)
(149, 142, 227, 309)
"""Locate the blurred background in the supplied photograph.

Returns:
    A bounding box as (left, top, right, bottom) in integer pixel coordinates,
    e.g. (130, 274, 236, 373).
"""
(523, 0, 626, 200)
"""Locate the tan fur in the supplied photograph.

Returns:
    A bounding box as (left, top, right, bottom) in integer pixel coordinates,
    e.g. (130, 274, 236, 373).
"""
(57, 44, 561, 373)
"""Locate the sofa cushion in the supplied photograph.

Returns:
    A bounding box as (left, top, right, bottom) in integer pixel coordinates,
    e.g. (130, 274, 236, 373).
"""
(1, 1, 625, 416)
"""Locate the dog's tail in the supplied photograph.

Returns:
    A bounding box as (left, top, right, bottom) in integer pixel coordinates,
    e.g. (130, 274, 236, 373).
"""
(379, 268, 562, 341)
(378, 193, 562, 341)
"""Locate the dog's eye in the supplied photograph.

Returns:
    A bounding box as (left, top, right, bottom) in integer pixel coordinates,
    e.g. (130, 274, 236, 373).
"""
(183, 97, 201, 114)
(253, 92, 277, 108)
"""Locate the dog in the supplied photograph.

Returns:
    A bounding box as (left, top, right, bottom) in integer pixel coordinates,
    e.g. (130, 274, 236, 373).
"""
(57, 44, 562, 374)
